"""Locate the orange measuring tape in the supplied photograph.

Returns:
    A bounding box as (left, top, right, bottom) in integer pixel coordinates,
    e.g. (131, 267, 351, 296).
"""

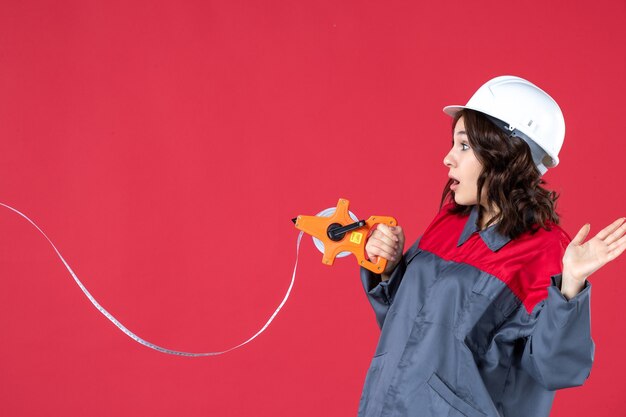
(292, 198, 397, 273)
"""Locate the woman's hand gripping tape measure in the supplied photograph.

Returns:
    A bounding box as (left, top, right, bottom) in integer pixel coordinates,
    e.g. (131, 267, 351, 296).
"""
(292, 198, 397, 273)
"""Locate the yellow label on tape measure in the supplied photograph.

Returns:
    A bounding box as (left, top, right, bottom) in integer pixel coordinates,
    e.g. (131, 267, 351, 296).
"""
(350, 232, 363, 245)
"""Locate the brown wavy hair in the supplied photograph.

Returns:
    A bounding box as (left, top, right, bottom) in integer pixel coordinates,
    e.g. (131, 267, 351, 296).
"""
(439, 109, 561, 240)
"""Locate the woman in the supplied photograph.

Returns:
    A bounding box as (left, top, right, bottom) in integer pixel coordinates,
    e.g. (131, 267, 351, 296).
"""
(359, 76, 626, 417)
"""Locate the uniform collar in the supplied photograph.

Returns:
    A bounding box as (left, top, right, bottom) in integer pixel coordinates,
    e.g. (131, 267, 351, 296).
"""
(457, 205, 511, 252)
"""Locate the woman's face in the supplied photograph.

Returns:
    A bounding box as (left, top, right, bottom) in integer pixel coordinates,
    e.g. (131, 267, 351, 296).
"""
(443, 117, 485, 206)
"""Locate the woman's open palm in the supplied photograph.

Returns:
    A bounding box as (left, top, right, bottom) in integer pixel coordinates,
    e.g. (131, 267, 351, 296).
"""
(563, 217, 626, 282)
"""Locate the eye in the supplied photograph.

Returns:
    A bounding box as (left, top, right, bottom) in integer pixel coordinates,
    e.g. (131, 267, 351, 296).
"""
(461, 142, 470, 151)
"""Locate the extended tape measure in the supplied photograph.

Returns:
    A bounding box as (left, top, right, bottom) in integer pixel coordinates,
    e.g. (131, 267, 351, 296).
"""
(1, 198, 396, 356)
(292, 198, 397, 273)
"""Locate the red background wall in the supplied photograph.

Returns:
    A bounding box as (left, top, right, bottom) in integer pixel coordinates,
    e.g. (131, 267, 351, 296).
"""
(1, 1, 624, 416)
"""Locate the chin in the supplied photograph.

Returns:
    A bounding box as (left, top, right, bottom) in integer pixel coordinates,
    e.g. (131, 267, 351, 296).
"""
(453, 194, 477, 206)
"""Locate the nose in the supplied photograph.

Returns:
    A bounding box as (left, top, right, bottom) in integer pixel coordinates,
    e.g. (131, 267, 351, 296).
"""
(443, 149, 455, 167)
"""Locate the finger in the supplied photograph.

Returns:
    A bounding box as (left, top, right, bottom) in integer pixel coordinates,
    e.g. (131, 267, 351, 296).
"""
(607, 238, 626, 262)
(365, 234, 397, 259)
(368, 241, 399, 261)
(373, 229, 399, 248)
(377, 224, 400, 242)
(571, 223, 591, 246)
(391, 225, 404, 239)
(608, 234, 626, 260)
(390, 225, 403, 234)
(365, 240, 378, 262)
(605, 219, 626, 246)
(394, 226, 406, 244)
(595, 217, 626, 241)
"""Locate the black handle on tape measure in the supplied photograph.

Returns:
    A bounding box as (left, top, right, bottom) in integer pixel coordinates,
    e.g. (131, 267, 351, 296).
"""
(327, 220, 366, 241)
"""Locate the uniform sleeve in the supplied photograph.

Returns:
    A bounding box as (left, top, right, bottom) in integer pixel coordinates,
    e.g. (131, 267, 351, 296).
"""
(513, 274, 595, 390)
(359, 239, 421, 329)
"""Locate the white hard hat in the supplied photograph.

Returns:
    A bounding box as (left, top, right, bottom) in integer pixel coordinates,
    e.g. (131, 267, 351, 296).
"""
(443, 75, 565, 175)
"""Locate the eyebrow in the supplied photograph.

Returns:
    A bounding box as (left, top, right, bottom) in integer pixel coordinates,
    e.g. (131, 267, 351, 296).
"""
(455, 130, 467, 136)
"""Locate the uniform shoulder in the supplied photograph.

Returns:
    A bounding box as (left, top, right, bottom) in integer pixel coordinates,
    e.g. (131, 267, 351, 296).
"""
(518, 221, 571, 254)
(507, 221, 571, 313)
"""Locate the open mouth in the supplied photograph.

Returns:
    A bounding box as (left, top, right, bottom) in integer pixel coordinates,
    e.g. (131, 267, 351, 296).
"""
(450, 178, 460, 191)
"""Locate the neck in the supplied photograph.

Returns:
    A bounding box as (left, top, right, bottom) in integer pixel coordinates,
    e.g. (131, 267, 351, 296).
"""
(478, 204, 500, 230)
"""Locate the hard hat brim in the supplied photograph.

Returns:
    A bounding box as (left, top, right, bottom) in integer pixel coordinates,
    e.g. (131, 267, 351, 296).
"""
(442, 105, 465, 118)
